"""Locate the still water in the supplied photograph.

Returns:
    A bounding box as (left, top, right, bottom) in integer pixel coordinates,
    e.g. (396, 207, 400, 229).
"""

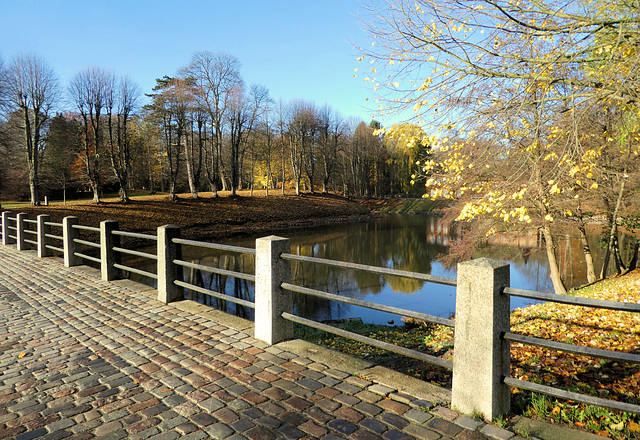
(128, 214, 559, 325)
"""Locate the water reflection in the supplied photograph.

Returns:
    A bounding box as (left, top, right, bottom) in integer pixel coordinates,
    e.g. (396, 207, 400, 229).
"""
(128, 214, 560, 325)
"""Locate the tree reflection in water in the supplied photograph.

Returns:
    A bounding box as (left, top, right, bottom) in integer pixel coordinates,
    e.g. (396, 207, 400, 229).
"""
(126, 214, 611, 325)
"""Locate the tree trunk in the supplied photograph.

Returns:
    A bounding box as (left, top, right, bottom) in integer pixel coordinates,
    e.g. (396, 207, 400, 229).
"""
(601, 178, 626, 279)
(577, 223, 597, 283)
(625, 239, 639, 274)
(185, 140, 198, 199)
(92, 186, 100, 204)
(541, 224, 567, 294)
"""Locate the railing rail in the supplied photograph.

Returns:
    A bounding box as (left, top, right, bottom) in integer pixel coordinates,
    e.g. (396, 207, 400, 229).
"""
(505, 286, 640, 313)
(173, 237, 255, 254)
(281, 311, 453, 369)
(282, 253, 457, 286)
(281, 282, 454, 328)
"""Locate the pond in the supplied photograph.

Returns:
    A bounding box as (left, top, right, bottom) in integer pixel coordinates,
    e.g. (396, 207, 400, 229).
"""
(126, 214, 564, 325)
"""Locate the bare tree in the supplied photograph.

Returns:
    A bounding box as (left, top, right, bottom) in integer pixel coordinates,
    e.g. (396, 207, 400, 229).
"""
(106, 75, 141, 202)
(5, 54, 59, 205)
(146, 77, 190, 201)
(69, 66, 114, 203)
(318, 105, 345, 194)
(287, 101, 318, 195)
(226, 84, 271, 195)
(183, 51, 242, 196)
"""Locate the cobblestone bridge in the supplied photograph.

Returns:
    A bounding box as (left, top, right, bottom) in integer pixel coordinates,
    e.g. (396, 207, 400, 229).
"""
(0, 245, 588, 440)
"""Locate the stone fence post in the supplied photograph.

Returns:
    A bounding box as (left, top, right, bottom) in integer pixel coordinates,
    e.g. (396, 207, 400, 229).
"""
(37, 214, 53, 258)
(452, 258, 511, 420)
(63, 216, 81, 267)
(16, 213, 27, 251)
(1, 212, 14, 245)
(100, 220, 120, 281)
(254, 236, 293, 345)
(157, 225, 183, 304)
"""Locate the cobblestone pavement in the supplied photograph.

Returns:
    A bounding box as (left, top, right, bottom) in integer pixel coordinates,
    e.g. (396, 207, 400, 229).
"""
(0, 246, 529, 440)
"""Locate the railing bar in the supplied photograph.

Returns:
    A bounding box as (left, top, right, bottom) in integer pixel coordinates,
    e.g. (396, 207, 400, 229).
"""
(172, 238, 255, 254)
(73, 238, 101, 249)
(23, 229, 37, 235)
(504, 377, 640, 415)
(504, 332, 640, 364)
(174, 280, 256, 309)
(112, 246, 158, 260)
(45, 245, 64, 253)
(112, 230, 158, 241)
(24, 239, 37, 245)
(113, 263, 158, 280)
(174, 260, 256, 282)
(23, 219, 37, 224)
(8, 235, 16, 239)
(72, 224, 100, 232)
(281, 312, 454, 369)
(281, 253, 457, 286)
(74, 252, 101, 264)
(7, 226, 17, 231)
(505, 287, 640, 313)
(282, 283, 455, 328)
(45, 233, 63, 241)
(45, 222, 63, 227)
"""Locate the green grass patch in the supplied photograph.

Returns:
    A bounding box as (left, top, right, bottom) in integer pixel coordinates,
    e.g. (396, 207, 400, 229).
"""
(293, 320, 435, 363)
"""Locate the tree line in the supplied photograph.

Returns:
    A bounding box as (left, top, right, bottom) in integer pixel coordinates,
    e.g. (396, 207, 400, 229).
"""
(0, 51, 431, 205)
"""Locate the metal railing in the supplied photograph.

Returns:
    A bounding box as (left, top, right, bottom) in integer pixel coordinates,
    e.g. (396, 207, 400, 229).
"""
(1, 210, 638, 421)
(279, 253, 455, 370)
(171, 238, 256, 309)
(504, 286, 640, 415)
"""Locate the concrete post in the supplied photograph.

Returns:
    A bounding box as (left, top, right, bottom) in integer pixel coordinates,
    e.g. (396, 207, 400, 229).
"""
(452, 258, 511, 420)
(1, 212, 15, 245)
(37, 214, 52, 258)
(157, 225, 183, 303)
(16, 213, 27, 250)
(100, 220, 120, 281)
(63, 216, 81, 267)
(254, 236, 293, 345)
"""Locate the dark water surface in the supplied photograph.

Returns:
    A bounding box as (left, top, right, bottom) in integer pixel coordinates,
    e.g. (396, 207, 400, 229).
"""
(127, 214, 561, 325)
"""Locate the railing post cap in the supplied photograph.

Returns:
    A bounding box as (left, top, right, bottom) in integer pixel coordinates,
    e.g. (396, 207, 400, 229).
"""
(458, 257, 509, 269)
(257, 235, 289, 242)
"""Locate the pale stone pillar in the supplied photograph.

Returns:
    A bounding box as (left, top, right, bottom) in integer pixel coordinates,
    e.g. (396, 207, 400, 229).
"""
(100, 220, 120, 281)
(157, 225, 183, 303)
(1, 212, 14, 245)
(16, 213, 27, 251)
(254, 236, 293, 345)
(63, 216, 81, 267)
(452, 258, 511, 420)
(37, 214, 52, 258)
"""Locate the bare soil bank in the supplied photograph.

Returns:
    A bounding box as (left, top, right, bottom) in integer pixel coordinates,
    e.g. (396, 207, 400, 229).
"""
(3, 191, 372, 242)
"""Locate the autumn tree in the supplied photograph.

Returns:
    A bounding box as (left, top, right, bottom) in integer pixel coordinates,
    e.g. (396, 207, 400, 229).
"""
(360, 0, 640, 290)
(4, 54, 59, 205)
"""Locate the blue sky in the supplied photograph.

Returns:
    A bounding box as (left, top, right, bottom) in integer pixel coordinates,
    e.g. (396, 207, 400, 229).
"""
(1, 1, 389, 124)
